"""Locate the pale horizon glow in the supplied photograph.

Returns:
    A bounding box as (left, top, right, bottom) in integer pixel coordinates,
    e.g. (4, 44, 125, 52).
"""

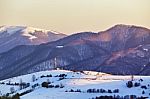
(0, 0, 150, 34)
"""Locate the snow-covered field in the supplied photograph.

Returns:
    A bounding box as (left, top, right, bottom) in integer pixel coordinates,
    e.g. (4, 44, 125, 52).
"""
(0, 70, 150, 99)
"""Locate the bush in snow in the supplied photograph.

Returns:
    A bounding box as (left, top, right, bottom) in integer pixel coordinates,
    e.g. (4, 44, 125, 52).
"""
(141, 86, 147, 89)
(48, 85, 54, 88)
(40, 75, 45, 78)
(91, 89, 96, 93)
(108, 89, 112, 93)
(46, 74, 52, 77)
(134, 82, 140, 87)
(59, 74, 67, 77)
(87, 89, 92, 93)
(142, 90, 145, 94)
(55, 85, 60, 88)
(100, 89, 106, 93)
(58, 77, 65, 81)
(126, 81, 133, 88)
(113, 89, 119, 93)
(96, 89, 100, 93)
(32, 83, 38, 89)
(139, 79, 143, 82)
(41, 82, 49, 88)
(76, 89, 81, 92)
(70, 89, 74, 92)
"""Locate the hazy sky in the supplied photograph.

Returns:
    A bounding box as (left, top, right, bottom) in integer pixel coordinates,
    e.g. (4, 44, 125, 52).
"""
(0, 0, 150, 34)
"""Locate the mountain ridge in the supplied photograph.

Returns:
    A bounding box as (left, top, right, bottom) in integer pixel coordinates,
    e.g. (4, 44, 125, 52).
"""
(0, 24, 149, 80)
(0, 25, 67, 53)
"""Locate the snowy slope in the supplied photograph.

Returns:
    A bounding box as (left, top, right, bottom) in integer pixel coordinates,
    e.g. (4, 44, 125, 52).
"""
(0, 26, 62, 38)
(0, 70, 150, 99)
(0, 26, 25, 35)
(0, 26, 66, 53)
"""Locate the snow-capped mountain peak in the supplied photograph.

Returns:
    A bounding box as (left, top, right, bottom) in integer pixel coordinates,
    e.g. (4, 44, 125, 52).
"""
(0, 25, 67, 53)
(22, 27, 47, 40)
(0, 26, 25, 35)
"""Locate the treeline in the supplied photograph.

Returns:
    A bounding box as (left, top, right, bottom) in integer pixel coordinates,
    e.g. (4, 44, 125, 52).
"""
(0, 93, 20, 99)
(41, 82, 64, 88)
(40, 74, 67, 78)
(87, 89, 119, 93)
(92, 95, 148, 99)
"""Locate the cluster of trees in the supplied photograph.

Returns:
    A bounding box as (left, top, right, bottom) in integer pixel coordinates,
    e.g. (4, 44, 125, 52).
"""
(65, 89, 81, 92)
(87, 89, 119, 93)
(7, 82, 30, 95)
(54, 74, 67, 78)
(92, 95, 148, 99)
(1, 82, 30, 94)
(40, 74, 67, 78)
(0, 93, 20, 99)
(2, 89, 34, 98)
(126, 81, 141, 88)
(0, 80, 31, 97)
(126, 80, 149, 89)
(57, 74, 67, 81)
(141, 86, 147, 89)
(41, 82, 64, 88)
(31, 83, 39, 89)
(1, 75, 39, 97)
(19, 82, 30, 90)
(40, 74, 52, 78)
(58, 77, 65, 81)
(19, 89, 33, 96)
(126, 81, 133, 88)
(41, 82, 50, 88)
(7, 82, 30, 96)
(0, 82, 19, 86)
(41, 74, 67, 81)
(9, 79, 39, 96)
(126, 80, 150, 95)
(0, 82, 25, 86)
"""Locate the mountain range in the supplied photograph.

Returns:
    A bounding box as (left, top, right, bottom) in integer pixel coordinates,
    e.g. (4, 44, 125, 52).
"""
(0, 24, 149, 80)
